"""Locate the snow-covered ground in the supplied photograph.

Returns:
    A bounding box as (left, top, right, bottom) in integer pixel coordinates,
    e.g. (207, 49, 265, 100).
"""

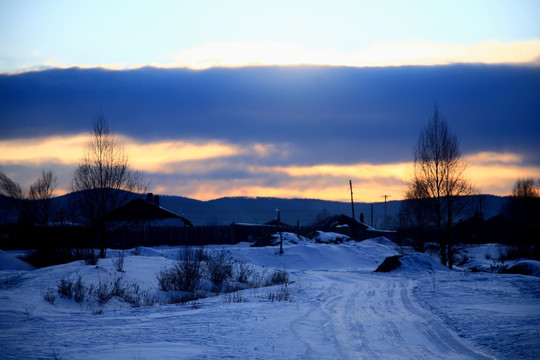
(1, 234, 539, 359)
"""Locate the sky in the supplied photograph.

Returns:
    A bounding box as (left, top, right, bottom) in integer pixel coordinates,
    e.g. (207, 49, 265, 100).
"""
(1, 0, 540, 203)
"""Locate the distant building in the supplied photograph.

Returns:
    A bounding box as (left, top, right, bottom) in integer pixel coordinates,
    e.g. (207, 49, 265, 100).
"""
(264, 210, 292, 228)
(314, 214, 396, 241)
(106, 195, 192, 248)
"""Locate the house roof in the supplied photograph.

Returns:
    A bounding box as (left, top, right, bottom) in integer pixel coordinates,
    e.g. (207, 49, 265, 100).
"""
(106, 198, 193, 226)
(314, 214, 369, 231)
(264, 219, 291, 227)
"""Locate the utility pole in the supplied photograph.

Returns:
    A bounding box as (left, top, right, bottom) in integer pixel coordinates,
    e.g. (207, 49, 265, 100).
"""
(380, 194, 390, 229)
(349, 180, 355, 220)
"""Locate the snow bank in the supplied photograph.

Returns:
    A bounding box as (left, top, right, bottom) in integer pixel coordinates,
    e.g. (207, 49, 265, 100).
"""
(398, 253, 449, 273)
(0, 250, 34, 271)
(311, 231, 350, 243)
(507, 260, 540, 277)
(272, 232, 311, 245)
(228, 237, 400, 271)
(376, 253, 449, 274)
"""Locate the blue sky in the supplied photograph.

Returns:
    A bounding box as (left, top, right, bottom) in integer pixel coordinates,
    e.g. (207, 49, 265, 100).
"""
(1, 0, 539, 202)
(1, 0, 539, 72)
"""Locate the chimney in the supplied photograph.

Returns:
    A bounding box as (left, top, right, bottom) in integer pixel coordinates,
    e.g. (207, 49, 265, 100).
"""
(154, 195, 160, 207)
(146, 193, 154, 203)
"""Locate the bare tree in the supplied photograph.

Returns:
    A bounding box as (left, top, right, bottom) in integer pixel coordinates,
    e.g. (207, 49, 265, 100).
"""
(0, 170, 24, 200)
(512, 178, 540, 198)
(405, 104, 476, 268)
(71, 112, 147, 258)
(28, 169, 58, 226)
(1, 168, 57, 225)
(506, 177, 540, 229)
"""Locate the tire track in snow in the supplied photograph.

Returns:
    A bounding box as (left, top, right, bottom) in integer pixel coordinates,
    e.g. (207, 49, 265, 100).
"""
(290, 284, 344, 359)
(399, 283, 493, 360)
(291, 271, 494, 360)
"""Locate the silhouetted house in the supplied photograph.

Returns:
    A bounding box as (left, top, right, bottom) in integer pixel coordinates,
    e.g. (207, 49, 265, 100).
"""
(264, 210, 291, 228)
(451, 215, 486, 244)
(449, 214, 525, 245)
(106, 195, 192, 248)
(230, 223, 272, 244)
(230, 210, 292, 244)
(314, 214, 396, 241)
(482, 215, 517, 244)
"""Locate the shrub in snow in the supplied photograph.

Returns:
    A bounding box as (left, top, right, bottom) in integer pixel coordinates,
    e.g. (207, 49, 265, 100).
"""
(42, 290, 56, 305)
(225, 291, 244, 303)
(205, 250, 233, 290)
(266, 269, 289, 286)
(57, 277, 73, 298)
(157, 247, 203, 293)
(81, 249, 99, 266)
(266, 283, 292, 302)
(72, 275, 86, 303)
(234, 262, 255, 284)
(112, 251, 125, 272)
(94, 280, 114, 305)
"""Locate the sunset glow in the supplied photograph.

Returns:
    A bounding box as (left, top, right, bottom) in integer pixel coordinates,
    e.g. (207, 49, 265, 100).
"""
(169, 40, 540, 70)
(2, 134, 538, 203)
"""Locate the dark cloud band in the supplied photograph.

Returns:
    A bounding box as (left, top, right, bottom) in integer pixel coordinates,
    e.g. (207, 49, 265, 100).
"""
(1, 65, 539, 166)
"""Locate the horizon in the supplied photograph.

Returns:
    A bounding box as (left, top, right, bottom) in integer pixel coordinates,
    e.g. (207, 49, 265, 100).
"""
(3, 185, 511, 205)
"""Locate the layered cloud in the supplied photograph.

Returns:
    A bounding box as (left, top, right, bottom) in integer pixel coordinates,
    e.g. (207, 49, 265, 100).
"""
(1, 65, 539, 201)
(2, 134, 539, 202)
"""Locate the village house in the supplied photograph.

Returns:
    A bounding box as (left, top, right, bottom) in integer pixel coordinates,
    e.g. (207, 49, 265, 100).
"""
(106, 193, 193, 248)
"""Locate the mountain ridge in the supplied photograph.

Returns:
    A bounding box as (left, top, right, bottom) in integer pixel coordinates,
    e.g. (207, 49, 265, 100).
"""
(0, 193, 508, 228)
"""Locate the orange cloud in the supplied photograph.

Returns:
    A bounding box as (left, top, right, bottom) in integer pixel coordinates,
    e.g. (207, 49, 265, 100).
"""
(2, 135, 538, 202)
(123, 138, 244, 173)
(0, 134, 88, 165)
(465, 153, 540, 195)
(0, 134, 247, 170)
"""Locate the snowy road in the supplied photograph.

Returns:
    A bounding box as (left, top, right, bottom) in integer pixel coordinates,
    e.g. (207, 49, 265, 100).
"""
(291, 271, 492, 360)
(1, 270, 495, 359)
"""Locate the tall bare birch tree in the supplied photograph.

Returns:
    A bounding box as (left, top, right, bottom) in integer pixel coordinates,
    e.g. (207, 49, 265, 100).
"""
(71, 112, 147, 258)
(407, 104, 475, 268)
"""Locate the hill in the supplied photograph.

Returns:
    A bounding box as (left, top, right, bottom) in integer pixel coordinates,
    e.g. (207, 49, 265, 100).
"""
(1, 193, 508, 228)
(156, 194, 507, 227)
